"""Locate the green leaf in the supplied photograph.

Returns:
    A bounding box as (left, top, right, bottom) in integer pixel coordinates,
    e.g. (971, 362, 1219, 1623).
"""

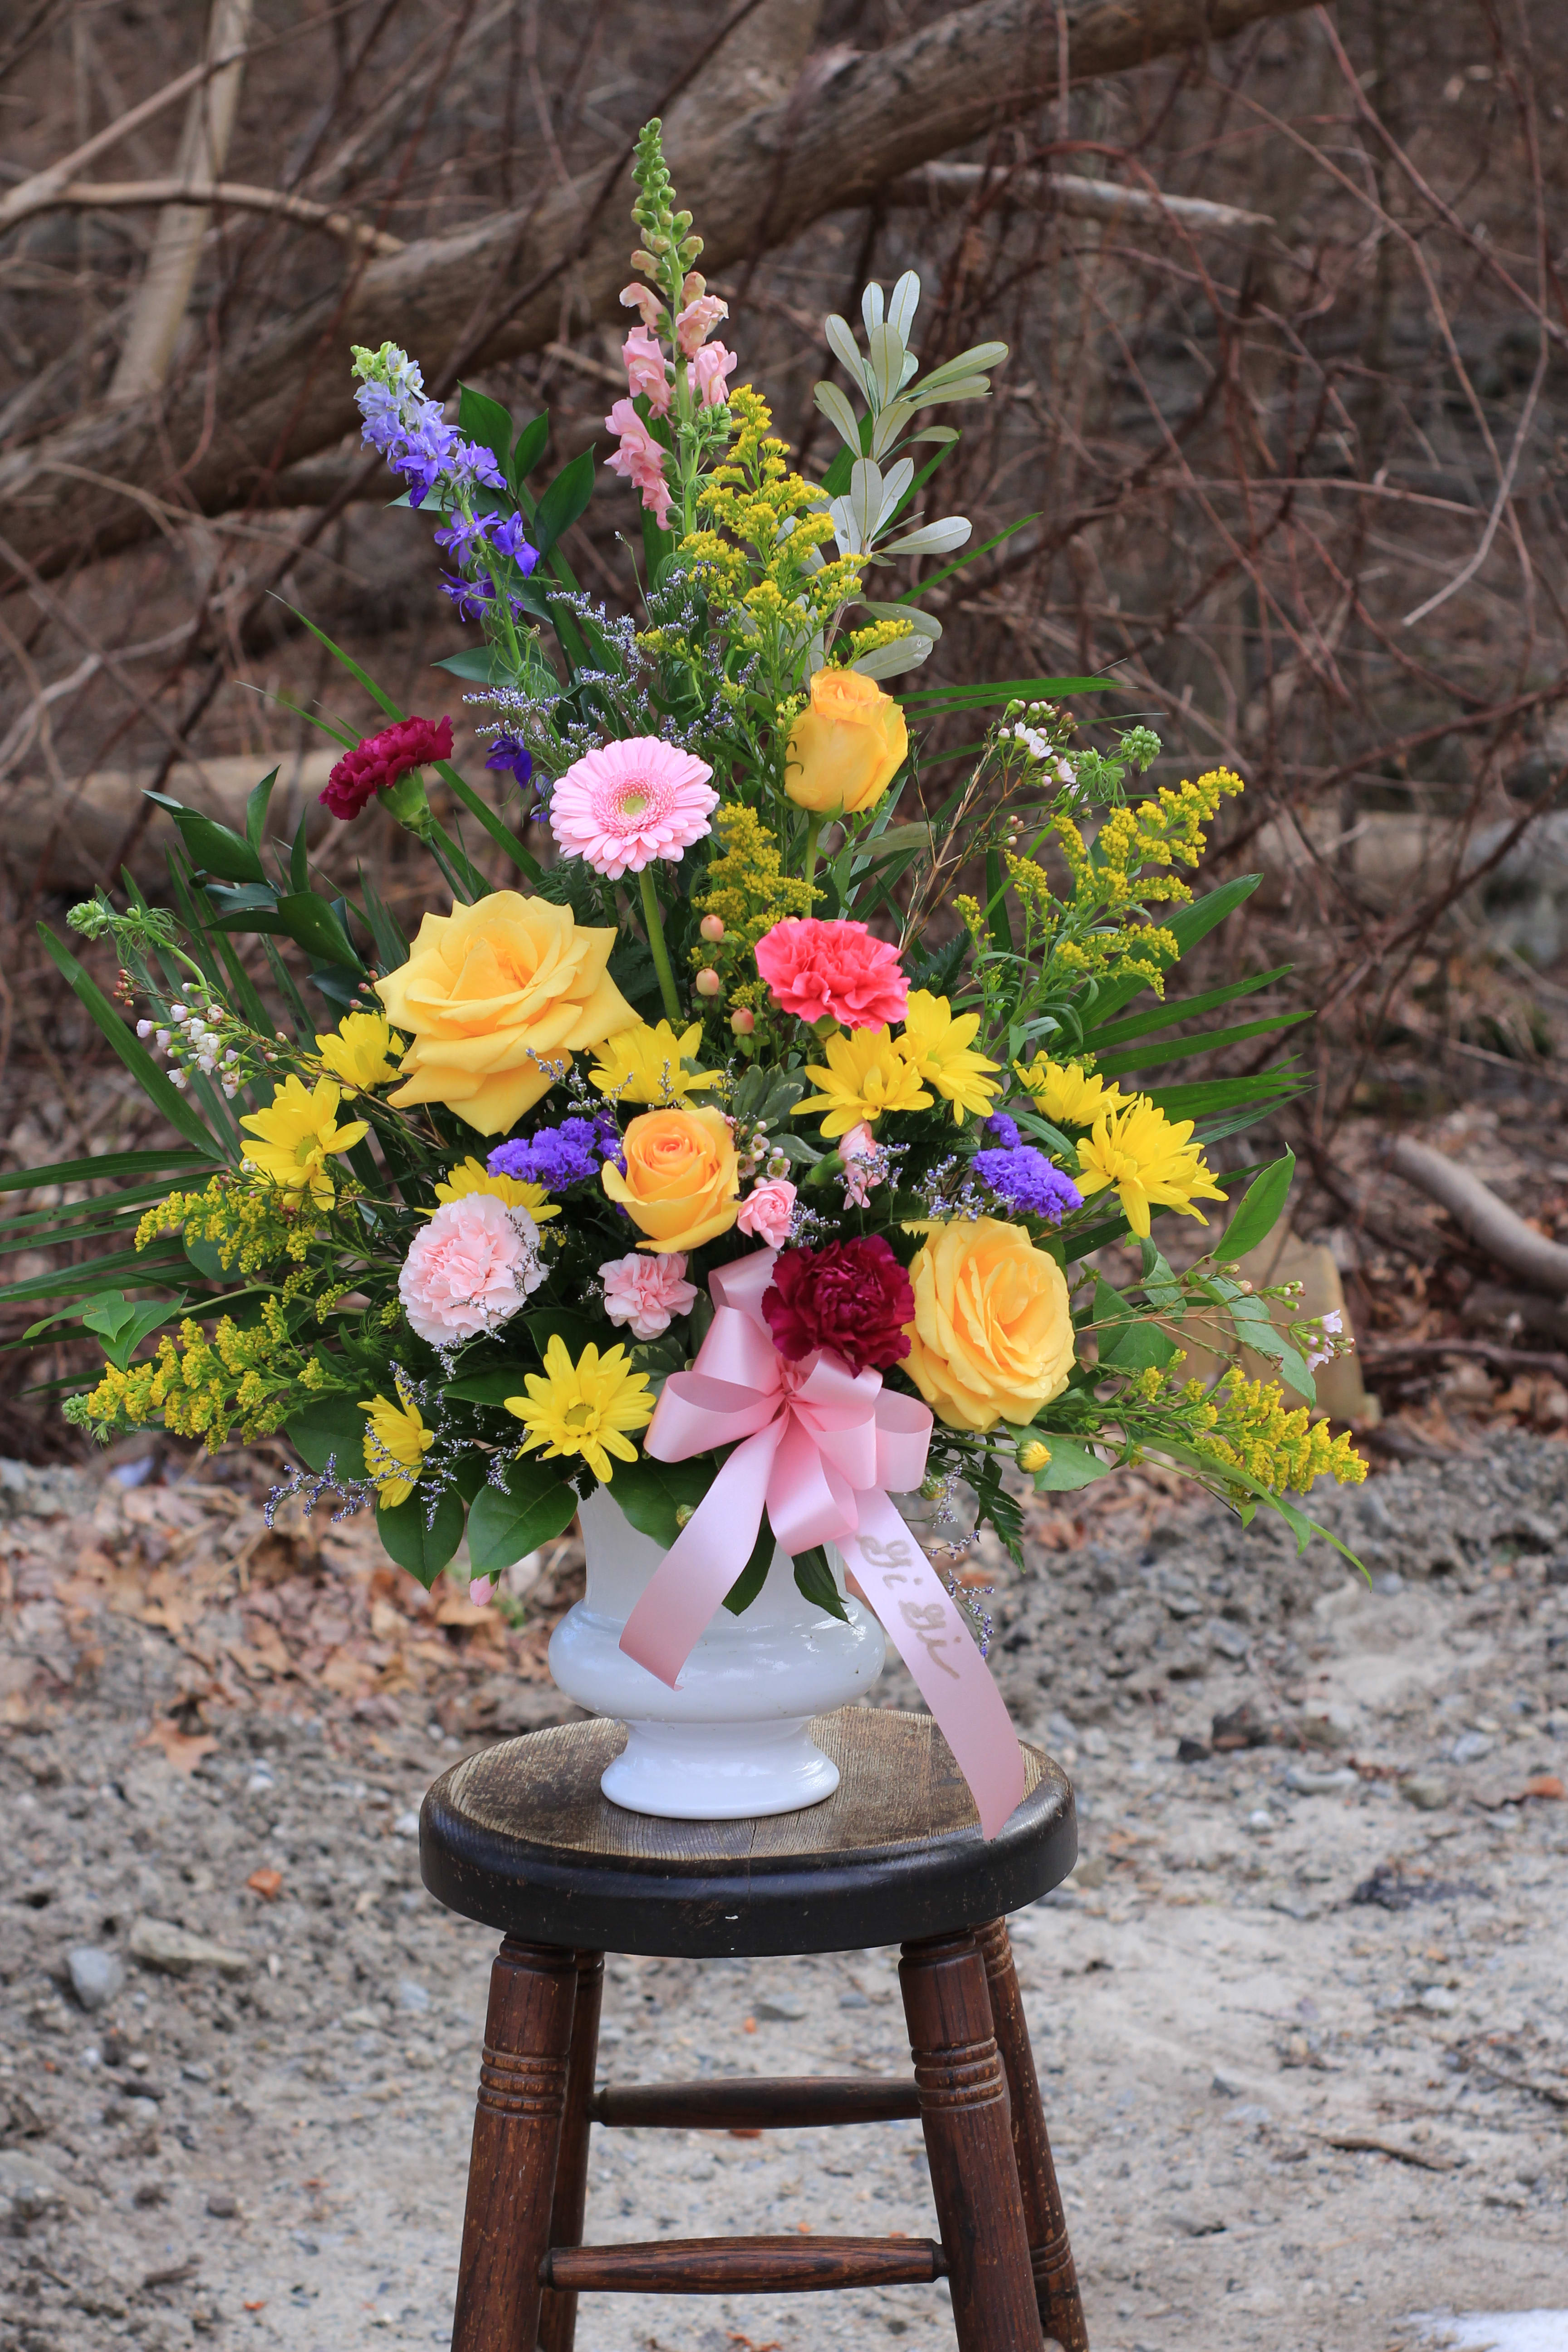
(525, 1310, 607, 1367)
(510, 411, 549, 490)
(1093, 1279, 1176, 1371)
(1029, 1436, 1112, 1492)
(610, 1456, 715, 1551)
(1078, 964, 1293, 1052)
(531, 447, 596, 557)
(443, 1366, 533, 1409)
(1220, 1151, 1296, 1265)
(720, 1510, 776, 1615)
(285, 1393, 371, 1477)
(899, 674, 1117, 708)
(984, 845, 1014, 957)
(79, 1289, 185, 1369)
(457, 383, 515, 473)
(1092, 1008, 1312, 1081)
(432, 647, 508, 683)
(275, 892, 361, 970)
(0, 1147, 213, 1196)
(467, 1460, 578, 1576)
(793, 1544, 849, 1625)
(377, 1485, 466, 1588)
(245, 768, 279, 857)
(37, 927, 223, 1158)
(143, 794, 266, 885)
(1081, 877, 1264, 1028)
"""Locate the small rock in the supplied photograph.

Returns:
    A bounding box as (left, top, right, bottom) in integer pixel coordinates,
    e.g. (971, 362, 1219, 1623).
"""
(1209, 1622, 1252, 1662)
(206, 2191, 238, 2219)
(1451, 1730, 1494, 1765)
(1418, 1986, 1459, 2014)
(1211, 1699, 1271, 1751)
(1211, 2069, 1248, 2097)
(1400, 1774, 1451, 1812)
(1071, 1856, 1109, 1889)
(838, 1990, 870, 2010)
(1176, 1737, 1210, 1764)
(1246, 1808, 1276, 1831)
(1374, 1571, 1404, 1595)
(128, 1917, 250, 1979)
(1082, 1727, 1109, 1759)
(1298, 1705, 1355, 1750)
(392, 1812, 421, 1838)
(1284, 1765, 1358, 1796)
(181, 2062, 212, 2083)
(753, 1994, 806, 2023)
(397, 1978, 430, 2014)
(1172, 2209, 1228, 2235)
(67, 1946, 124, 2012)
(1164, 1590, 1204, 1620)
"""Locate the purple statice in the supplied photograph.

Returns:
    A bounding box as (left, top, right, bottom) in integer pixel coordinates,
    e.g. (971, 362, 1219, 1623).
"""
(489, 1114, 623, 1191)
(982, 1109, 1021, 1150)
(490, 512, 540, 573)
(972, 1147, 1082, 1225)
(484, 735, 534, 790)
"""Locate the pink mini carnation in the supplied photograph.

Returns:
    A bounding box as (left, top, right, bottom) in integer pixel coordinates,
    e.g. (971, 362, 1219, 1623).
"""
(754, 918, 909, 1032)
(604, 397, 674, 527)
(622, 326, 671, 415)
(551, 737, 717, 879)
(735, 1177, 796, 1248)
(674, 293, 728, 356)
(600, 1250, 697, 1341)
(688, 341, 737, 409)
(399, 1194, 544, 1346)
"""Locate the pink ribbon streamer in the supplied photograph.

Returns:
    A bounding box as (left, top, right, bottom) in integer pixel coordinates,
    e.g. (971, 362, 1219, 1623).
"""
(617, 1250, 1026, 1839)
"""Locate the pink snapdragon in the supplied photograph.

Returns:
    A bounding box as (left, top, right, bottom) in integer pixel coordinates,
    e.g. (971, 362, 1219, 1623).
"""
(398, 1194, 544, 1346)
(675, 294, 728, 356)
(622, 326, 671, 415)
(620, 282, 665, 333)
(600, 1250, 697, 1341)
(735, 1178, 797, 1249)
(688, 341, 738, 409)
(604, 397, 674, 528)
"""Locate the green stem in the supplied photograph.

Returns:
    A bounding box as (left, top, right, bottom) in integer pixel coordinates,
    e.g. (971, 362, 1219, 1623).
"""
(802, 813, 823, 896)
(638, 866, 683, 1026)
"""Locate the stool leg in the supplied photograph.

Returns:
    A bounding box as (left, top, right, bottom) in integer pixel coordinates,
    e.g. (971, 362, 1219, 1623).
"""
(451, 1938, 578, 2352)
(537, 1950, 603, 2352)
(977, 1918, 1089, 2352)
(900, 1929, 1045, 2352)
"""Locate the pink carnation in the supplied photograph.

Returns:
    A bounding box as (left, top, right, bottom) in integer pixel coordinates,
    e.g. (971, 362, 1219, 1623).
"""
(622, 326, 671, 415)
(600, 1250, 697, 1341)
(321, 714, 452, 821)
(754, 918, 909, 1032)
(620, 282, 666, 332)
(688, 341, 737, 409)
(735, 1178, 796, 1248)
(675, 294, 728, 356)
(550, 736, 717, 880)
(399, 1194, 544, 1346)
(604, 397, 674, 528)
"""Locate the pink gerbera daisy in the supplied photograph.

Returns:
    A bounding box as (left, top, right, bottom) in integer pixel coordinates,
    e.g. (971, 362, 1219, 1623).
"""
(549, 738, 717, 879)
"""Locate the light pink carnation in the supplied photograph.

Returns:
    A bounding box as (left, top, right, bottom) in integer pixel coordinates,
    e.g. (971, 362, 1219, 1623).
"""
(603, 397, 674, 528)
(622, 326, 671, 415)
(735, 1178, 796, 1248)
(754, 917, 909, 1032)
(551, 737, 717, 879)
(675, 293, 728, 356)
(600, 1250, 697, 1341)
(688, 341, 738, 409)
(620, 282, 665, 332)
(399, 1193, 543, 1346)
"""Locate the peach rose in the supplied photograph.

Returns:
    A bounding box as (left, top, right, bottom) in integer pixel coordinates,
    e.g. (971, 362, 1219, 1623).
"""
(784, 667, 908, 818)
(375, 892, 634, 1137)
(902, 1217, 1075, 1433)
(600, 1105, 740, 1255)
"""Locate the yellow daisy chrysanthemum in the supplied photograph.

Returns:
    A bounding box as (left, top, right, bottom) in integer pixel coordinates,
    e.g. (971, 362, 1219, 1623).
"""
(360, 1376, 434, 1507)
(505, 1335, 654, 1485)
(314, 1010, 403, 1093)
(1013, 1055, 1126, 1129)
(1074, 1095, 1227, 1240)
(589, 1020, 720, 1106)
(239, 1076, 368, 1208)
(432, 1156, 559, 1222)
(799, 1026, 933, 1138)
(897, 990, 1001, 1124)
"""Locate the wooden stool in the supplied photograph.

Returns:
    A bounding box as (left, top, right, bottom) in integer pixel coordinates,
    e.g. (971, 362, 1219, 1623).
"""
(421, 1706, 1088, 2352)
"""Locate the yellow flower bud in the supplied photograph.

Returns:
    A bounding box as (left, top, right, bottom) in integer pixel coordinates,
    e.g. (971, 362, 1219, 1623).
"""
(1017, 1438, 1052, 1475)
(784, 667, 907, 818)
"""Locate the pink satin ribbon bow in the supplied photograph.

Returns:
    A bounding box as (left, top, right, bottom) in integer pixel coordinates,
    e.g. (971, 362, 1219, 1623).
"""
(617, 1250, 1026, 1838)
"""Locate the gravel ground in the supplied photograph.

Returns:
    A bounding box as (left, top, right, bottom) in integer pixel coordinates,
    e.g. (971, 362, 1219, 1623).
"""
(0, 1435, 1565, 2352)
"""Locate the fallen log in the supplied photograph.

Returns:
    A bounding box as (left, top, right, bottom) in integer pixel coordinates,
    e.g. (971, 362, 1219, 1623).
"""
(1389, 1137, 1568, 1298)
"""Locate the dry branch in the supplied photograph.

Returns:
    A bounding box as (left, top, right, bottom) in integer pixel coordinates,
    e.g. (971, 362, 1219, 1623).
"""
(887, 160, 1275, 232)
(0, 0, 1313, 583)
(2, 178, 404, 255)
(1389, 1139, 1568, 1299)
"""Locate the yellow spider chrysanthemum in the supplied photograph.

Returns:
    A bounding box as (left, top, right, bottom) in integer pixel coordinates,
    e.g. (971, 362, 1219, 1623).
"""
(432, 1156, 559, 1222)
(314, 1010, 402, 1093)
(360, 1377, 434, 1506)
(897, 991, 1001, 1124)
(1074, 1095, 1227, 1240)
(799, 1026, 933, 1138)
(239, 1076, 368, 1208)
(1013, 1055, 1126, 1130)
(505, 1335, 654, 1485)
(589, 1020, 720, 1106)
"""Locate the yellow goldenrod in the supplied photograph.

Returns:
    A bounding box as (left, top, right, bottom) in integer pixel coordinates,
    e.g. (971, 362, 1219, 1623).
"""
(136, 1177, 319, 1273)
(1074, 1095, 1227, 1239)
(1199, 1369, 1367, 1494)
(505, 1335, 653, 1483)
(799, 1026, 933, 1137)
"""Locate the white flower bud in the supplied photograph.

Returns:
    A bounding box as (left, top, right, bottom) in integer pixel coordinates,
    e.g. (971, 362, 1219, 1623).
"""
(170, 1072, 188, 1091)
(155, 1029, 171, 1050)
(170, 1004, 186, 1020)
(136, 1019, 153, 1039)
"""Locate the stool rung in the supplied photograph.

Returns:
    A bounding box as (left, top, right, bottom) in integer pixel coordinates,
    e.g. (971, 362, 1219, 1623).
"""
(589, 2076, 921, 2131)
(541, 2234, 947, 2294)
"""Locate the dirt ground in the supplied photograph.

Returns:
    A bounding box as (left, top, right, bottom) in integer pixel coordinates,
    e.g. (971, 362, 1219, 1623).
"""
(0, 1434, 1565, 2352)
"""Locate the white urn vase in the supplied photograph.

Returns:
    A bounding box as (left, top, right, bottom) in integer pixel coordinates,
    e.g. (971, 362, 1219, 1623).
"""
(548, 1489, 886, 1820)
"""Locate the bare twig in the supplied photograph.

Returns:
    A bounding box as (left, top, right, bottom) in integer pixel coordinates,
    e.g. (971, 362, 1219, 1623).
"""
(1387, 1140, 1568, 1298)
(4, 177, 404, 255)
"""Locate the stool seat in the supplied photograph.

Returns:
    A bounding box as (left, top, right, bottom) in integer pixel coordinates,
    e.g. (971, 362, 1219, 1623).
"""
(421, 1705, 1077, 1957)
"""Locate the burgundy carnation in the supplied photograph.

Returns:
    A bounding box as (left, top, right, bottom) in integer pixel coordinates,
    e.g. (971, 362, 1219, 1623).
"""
(321, 714, 453, 820)
(761, 1235, 915, 1376)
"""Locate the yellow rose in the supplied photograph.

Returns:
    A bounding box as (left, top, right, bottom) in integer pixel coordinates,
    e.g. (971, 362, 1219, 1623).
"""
(784, 667, 908, 818)
(601, 1105, 740, 1255)
(903, 1217, 1075, 1433)
(374, 892, 634, 1137)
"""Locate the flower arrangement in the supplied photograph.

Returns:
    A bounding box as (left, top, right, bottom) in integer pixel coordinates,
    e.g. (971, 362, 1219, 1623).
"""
(15, 121, 1364, 1816)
